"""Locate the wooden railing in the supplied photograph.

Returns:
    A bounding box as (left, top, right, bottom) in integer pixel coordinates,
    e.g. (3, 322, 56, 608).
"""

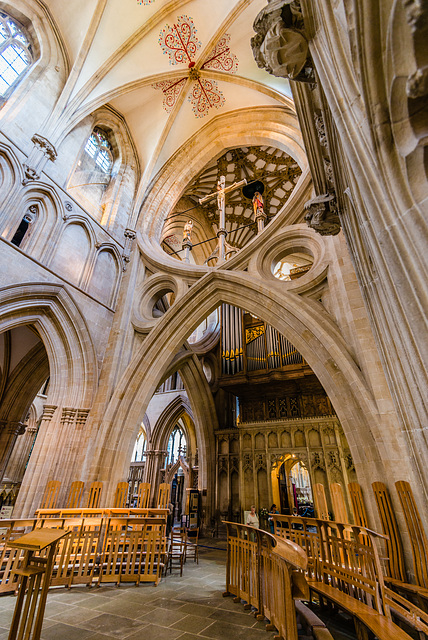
(271, 514, 428, 637)
(224, 521, 308, 640)
(0, 513, 168, 593)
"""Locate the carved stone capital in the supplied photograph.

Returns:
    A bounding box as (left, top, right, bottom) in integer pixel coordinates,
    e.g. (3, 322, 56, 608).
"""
(304, 192, 341, 236)
(41, 405, 57, 422)
(31, 134, 57, 162)
(60, 407, 77, 425)
(0, 421, 26, 436)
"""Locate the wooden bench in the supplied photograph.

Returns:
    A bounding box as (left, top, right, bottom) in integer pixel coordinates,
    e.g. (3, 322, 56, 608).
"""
(308, 581, 413, 640)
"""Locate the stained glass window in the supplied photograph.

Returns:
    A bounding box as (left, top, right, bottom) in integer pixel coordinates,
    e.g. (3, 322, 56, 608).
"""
(84, 127, 113, 174)
(0, 13, 33, 97)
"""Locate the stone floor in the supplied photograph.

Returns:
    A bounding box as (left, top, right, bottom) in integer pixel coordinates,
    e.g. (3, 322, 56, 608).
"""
(0, 540, 274, 640)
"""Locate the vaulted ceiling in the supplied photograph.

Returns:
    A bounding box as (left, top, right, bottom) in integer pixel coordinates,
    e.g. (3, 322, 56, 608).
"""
(45, 0, 295, 193)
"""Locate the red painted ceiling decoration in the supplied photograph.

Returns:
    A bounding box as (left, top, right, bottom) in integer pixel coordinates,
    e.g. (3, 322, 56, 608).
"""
(152, 78, 187, 113)
(154, 15, 238, 118)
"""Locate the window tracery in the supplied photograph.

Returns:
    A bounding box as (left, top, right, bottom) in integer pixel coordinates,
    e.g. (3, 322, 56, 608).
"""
(0, 13, 33, 98)
(84, 128, 113, 174)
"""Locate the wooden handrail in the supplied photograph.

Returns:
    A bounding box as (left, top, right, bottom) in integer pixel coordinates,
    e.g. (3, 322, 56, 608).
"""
(223, 521, 308, 640)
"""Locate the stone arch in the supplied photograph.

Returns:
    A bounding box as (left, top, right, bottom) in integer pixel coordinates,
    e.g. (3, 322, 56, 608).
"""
(0, 283, 97, 407)
(87, 245, 121, 308)
(9, 186, 63, 260)
(134, 106, 308, 234)
(165, 456, 190, 485)
(87, 270, 416, 527)
(48, 220, 93, 287)
(63, 106, 139, 232)
(151, 394, 196, 454)
(0, 283, 98, 515)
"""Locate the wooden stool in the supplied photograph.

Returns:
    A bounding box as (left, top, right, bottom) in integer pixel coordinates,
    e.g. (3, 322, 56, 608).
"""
(8, 528, 69, 640)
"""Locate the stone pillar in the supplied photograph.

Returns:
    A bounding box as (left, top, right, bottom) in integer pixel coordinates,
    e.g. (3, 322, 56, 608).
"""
(0, 421, 26, 482)
(255, 207, 267, 234)
(22, 134, 57, 184)
(182, 237, 193, 263)
(4, 427, 38, 485)
(13, 405, 57, 517)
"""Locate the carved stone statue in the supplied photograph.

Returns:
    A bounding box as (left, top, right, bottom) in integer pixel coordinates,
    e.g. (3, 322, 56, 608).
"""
(252, 191, 264, 217)
(304, 193, 341, 236)
(251, 0, 312, 82)
(183, 219, 193, 241)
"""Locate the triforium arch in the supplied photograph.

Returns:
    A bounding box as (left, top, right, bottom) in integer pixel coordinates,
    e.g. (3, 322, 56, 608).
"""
(86, 270, 421, 532)
(0, 283, 98, 516)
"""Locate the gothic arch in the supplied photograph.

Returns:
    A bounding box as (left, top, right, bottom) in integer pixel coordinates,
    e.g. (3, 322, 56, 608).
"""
(134, 106, 308, 233)
(87, 270, 417, 529)
(0, 282, 97, 408)
(150, 393, 195, 454)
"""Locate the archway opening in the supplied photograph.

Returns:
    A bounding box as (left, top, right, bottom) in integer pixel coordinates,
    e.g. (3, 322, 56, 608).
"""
(0, 325, 49, 512)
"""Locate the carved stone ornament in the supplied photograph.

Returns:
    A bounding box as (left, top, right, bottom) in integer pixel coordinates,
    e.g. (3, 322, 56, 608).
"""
(31, 134, 57, 162)
(251, 0, 313, 82)
(304, 192, 341, 236)
(23, 163, 40, 183)
(314, 112, 327, 147)
(122, 228, 137, 271)
(64, 201, 73, 212)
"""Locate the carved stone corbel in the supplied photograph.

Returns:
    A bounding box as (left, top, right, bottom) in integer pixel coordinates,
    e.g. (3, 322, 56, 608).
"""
(122, 228, 136, 271)
(251, 0, 313, 82)
(304, 193, 341, 236)
(22, 134, 57, 185)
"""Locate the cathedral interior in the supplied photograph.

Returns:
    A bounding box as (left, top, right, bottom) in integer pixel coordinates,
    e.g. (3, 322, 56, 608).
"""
(0, 0, 427, 638)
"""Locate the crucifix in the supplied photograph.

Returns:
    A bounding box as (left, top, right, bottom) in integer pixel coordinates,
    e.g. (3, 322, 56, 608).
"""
(199, 175, 247, 263)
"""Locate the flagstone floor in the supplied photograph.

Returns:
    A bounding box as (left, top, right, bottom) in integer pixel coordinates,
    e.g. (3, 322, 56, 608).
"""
(0, 541, 273, 640)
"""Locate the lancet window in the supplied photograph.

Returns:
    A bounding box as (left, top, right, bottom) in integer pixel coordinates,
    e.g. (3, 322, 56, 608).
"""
(167, 426, 186, 465)
(84, 127, 113, 175)
(0, 13, 33, 98)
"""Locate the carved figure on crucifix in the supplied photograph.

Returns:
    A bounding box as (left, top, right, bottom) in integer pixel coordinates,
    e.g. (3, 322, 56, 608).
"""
(183, 219, 193, 241)
(199, 175, 247, 263)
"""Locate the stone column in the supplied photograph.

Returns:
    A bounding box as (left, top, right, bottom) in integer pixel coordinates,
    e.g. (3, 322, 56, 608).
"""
(0, 421, 26, 482)
(3, 426, 38, 484)
(182, 237, 193, 263)
(13, 405, 57, 517)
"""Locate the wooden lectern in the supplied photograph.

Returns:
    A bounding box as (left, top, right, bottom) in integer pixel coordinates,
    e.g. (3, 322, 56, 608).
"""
(7, 528, 69, 640)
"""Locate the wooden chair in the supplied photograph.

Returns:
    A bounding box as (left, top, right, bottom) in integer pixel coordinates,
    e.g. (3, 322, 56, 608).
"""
(185, 527, 199, 564)
(39, 481, 61, 510)
(395, 481, 428, 588)
(313, 483, 329, 520)
(167, 526, 186, 576)
(372, 481, 407, 582)
(348, 482, 370, 545)
(113, 482, 128, 508)
(86, 482, 103, 509)
(66, 481, 84, 508)
(136, 482, 150, 509)
(157, 483, 170, 509)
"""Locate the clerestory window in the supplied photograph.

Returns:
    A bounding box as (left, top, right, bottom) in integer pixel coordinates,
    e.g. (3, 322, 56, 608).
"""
(0, 13, 33, 98)
(84, 127, 113, 174)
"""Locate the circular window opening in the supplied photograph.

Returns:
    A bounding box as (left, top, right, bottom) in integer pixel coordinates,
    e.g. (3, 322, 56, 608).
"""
(273, 252, 313, 281)
(151, 290, 176, 318)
